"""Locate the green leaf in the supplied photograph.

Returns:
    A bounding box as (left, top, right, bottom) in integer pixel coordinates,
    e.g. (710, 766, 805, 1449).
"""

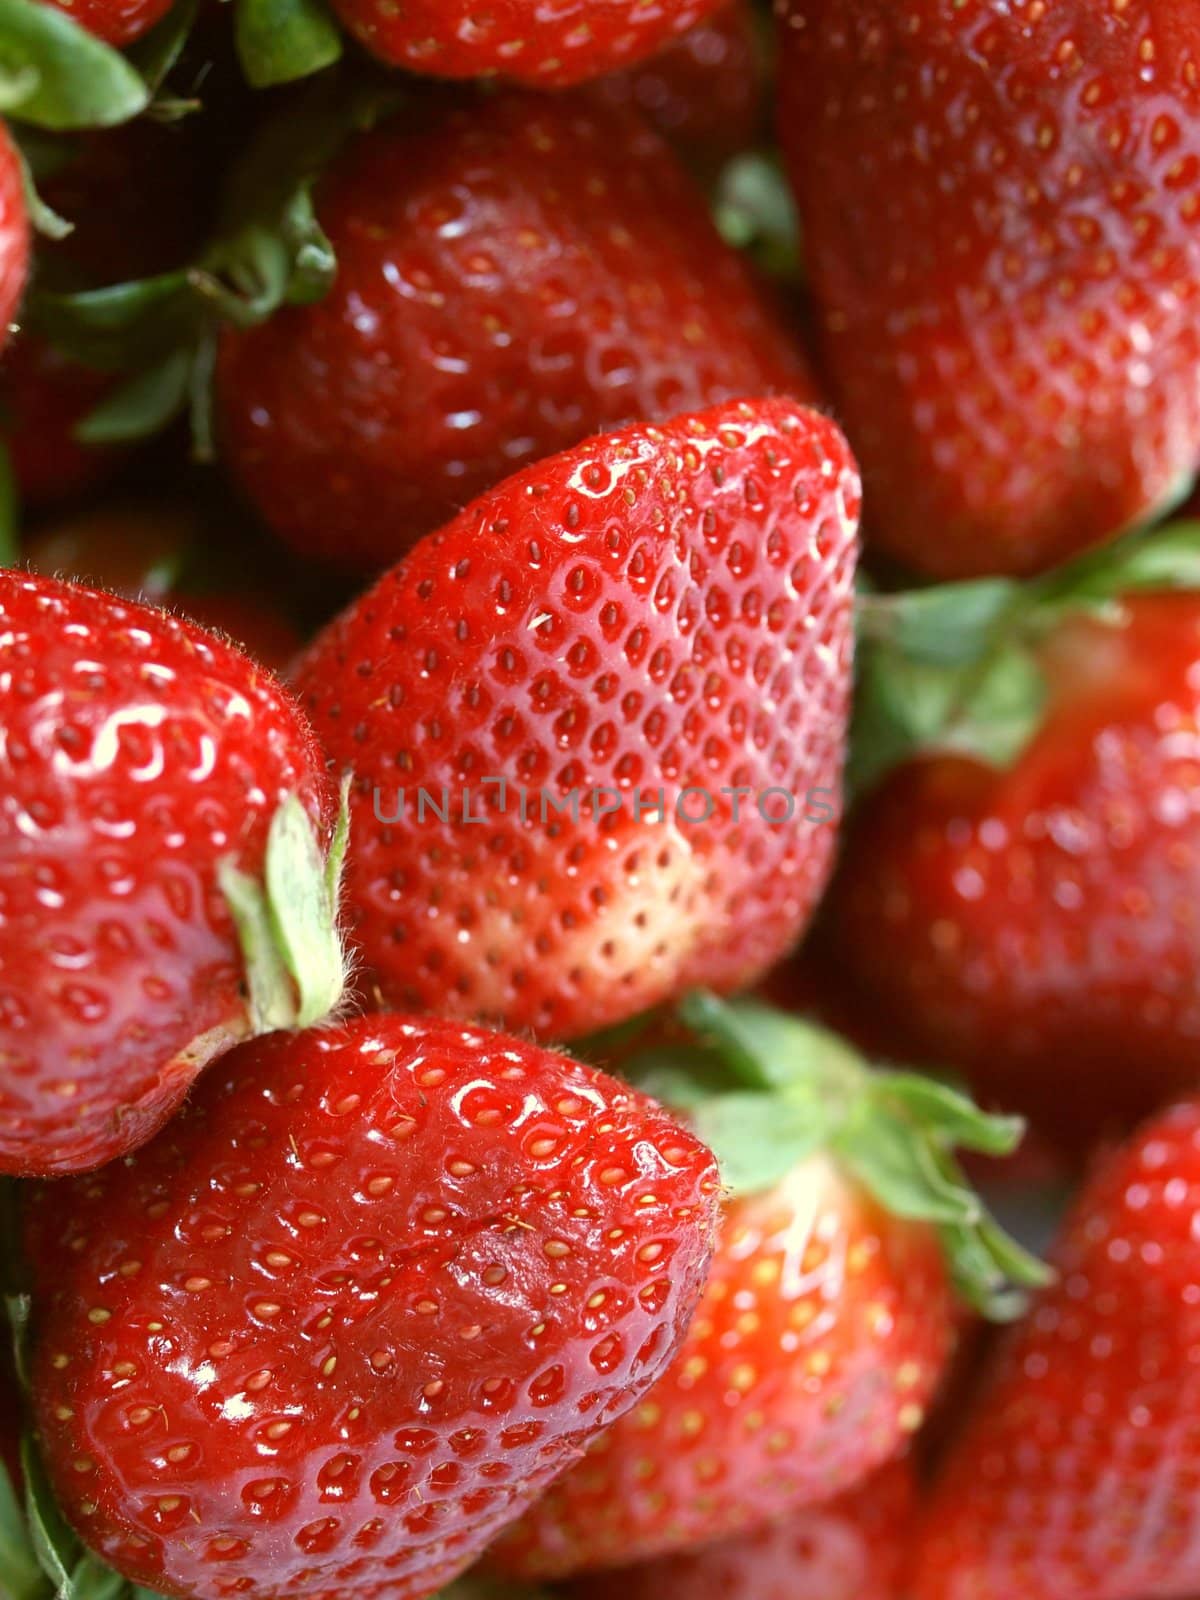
(234, 0, 343, 88)
(619, 1044, 726, 1112)
(75, 349, 191, 445)
(5, 1293, 31, 1388)
(876, 1073, 1025, 1157)
(26, 273, 196, 371)
(263, 792, 348, 1028)
(11, 138, 70, 241)
(217, 860, 296, 1034)
(187, 326, 217, 462)
(851, 518, 1200, 795)
(857, 579, 1020, 667)
(0, 0, 149, 128)
(221, 788, 350, 1034)
(21, 1437, 79, 1595)
(127, 0, 199, 97)
(689, 1089, 831, 1194)
(66, 1557, 127, 1600)
(0, 444, 18, 567)
(713, 151, 801, 279)
(1035, 518, 1200, 612)
(850, 619, 1047, 793)
(0, 1444, 45, 1600)
(680, 992, 865, 1097)
(836, 1103, 978, 1226)
(645, 992, 1051, 1323)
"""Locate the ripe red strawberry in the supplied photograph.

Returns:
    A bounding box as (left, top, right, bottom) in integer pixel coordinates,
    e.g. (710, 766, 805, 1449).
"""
(215, 91, 816, 574)
(36, 0, 173, 46)
(832, 553, 1200, 1148)
(22, 1013, 721, 1600)
(491, 993, 1045, 1578)
(292, 396, 859, 1041)
(25, 504, 304, 675)
(567, 1459, 915, 1600)
(0, 123, 29, 355)
(778, 0, 1200, 578)
(0, 571, 347, 1178)
(596, 1, 767, 173)
(323, 0, 731, 85)
(911, 1095, 1200, 1600)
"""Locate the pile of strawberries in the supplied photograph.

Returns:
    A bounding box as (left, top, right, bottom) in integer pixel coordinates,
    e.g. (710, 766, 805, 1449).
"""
(3, 3, 1200, 1599)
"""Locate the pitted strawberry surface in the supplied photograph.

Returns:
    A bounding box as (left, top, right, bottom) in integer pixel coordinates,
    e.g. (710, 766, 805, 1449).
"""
(294, 397, 859, 1040)
(25, 1015, 720, 1600)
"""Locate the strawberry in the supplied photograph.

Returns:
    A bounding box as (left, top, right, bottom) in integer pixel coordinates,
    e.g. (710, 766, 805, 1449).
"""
(911, 1095, 1200, 1600)
(215, 91, 815, 574)
(595, 1, 767, 173)
(778, 0, 1200, 578)
(830, 521, 1200, 1148)
(20, 1012, 721, 1600)
(566, 1459, 915, 1600)
(292, 396, 859, 1042)
(322, 0, 731, 86)
(0, 571, 349, 1178)
(0, 124, 29, 356)
(35, 0, 174, 47)
(490, 993, 1046, 1578)
(25, 503, 304, 675)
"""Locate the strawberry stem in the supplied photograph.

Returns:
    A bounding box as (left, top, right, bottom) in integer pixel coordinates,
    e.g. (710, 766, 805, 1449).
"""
(625, 991, 1054, 1322)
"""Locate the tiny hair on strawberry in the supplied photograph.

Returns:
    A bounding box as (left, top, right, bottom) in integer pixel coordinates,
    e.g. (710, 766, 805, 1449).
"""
(0, 571, 350, 1177)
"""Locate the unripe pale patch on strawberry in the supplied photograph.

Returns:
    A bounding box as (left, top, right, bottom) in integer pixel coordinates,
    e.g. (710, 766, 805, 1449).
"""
(295, 397, 861, 1042)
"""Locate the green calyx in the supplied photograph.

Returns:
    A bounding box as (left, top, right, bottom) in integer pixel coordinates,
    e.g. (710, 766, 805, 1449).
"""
(233, 0, 343, 88)
(0, 0, 346, 133)
(24, 72, 402, 453)
(620, 991, 1052, 1322)
(712, 151, 802, 280)
(852, 517, 1200, 795)
(219, 776, 352, 1035)
(0, 0, 150, 129)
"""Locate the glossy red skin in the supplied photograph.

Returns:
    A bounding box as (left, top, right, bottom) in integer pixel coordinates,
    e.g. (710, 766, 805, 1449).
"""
(36, 0, 173, 46)
(25, 506, 304, 676)
(911, 1097, 1200, 1600)
(0, 337, 122, 508)
(25, 1015, 721, 1600)
(0, 123, 29, 353)
(0, 572, 331, 1179)
(324, 0, 729, 85)
(293, 397, 860, 1041)
(567, 1459, 915, 1600)
(779, 0, 1200, 578)
(494, 1161, 951, 1577)
(595, 1, 766, 171)
(830, 594, 1200, 1149)
(216, 92, 815, 574)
